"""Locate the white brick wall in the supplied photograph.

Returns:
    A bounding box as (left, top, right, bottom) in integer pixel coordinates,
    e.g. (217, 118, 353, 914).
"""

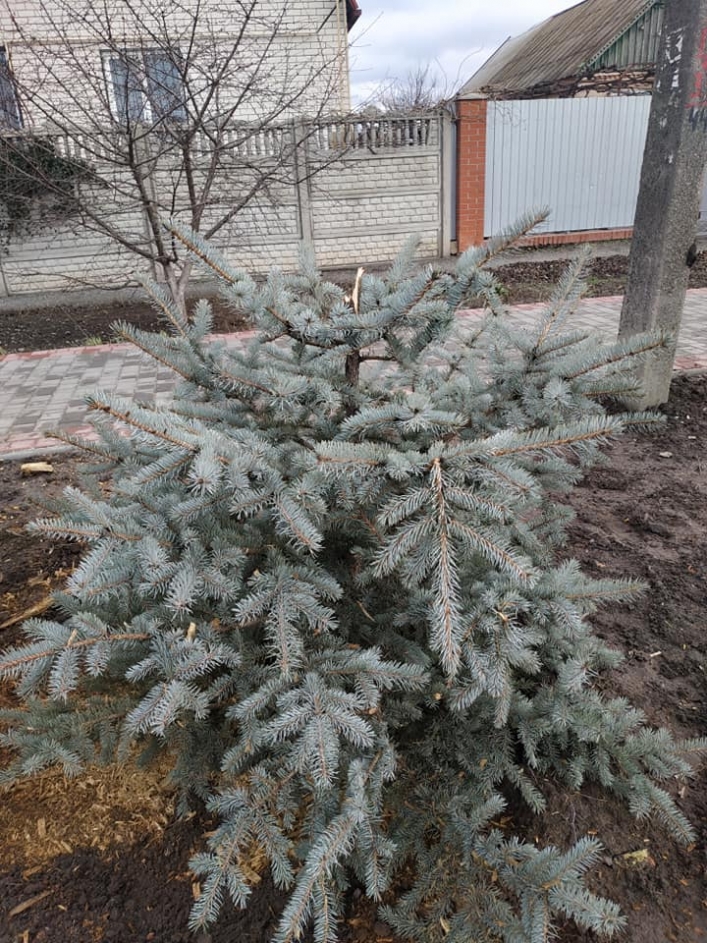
(1, 226, 146, 292)
(0, 114, 447, 294)
(311, 193, 439, 234)
(4, 0, 345, 36)
(310, 154, 440, 195)
(308, 129, 442, 260)
(314, 233, 439, 269)
(1, 0, 351, 125)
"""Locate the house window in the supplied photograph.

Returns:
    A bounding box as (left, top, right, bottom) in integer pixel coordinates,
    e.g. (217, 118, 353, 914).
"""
(103, 48, 186, 125)
(0, 47, 22, 130)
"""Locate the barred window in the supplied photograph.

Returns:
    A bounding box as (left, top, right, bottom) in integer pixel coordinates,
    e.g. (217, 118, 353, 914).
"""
(0, 47, 22, 130)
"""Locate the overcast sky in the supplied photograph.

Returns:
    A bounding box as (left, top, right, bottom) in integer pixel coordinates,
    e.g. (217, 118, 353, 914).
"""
(348, 0, 576, 104)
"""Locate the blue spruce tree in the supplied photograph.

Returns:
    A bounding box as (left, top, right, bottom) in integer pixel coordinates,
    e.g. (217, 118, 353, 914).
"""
(1, 214, 704, 942)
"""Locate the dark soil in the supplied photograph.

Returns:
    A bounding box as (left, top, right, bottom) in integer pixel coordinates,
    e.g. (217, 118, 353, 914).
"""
(0, 295, 250, 356)
(0, 469, 84, 636)
(492, 249, 707, 305)
(2, 252, 707, 354)
(0, 373, 706, 943)
(552, 371, 707, 942)
(0, 817, 290, 943)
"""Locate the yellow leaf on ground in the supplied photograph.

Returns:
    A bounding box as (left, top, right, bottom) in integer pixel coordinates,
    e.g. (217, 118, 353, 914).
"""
(621, 848, 655, 867)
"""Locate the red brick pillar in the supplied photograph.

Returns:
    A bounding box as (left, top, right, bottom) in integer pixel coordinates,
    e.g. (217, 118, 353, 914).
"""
(456, 98, 488, 251)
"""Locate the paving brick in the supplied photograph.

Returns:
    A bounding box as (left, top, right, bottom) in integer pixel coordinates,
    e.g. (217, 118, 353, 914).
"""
(1, 293, 706, 458)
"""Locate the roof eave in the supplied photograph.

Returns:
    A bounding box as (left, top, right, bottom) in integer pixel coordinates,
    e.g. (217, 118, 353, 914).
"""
(346, 0, 362, 31)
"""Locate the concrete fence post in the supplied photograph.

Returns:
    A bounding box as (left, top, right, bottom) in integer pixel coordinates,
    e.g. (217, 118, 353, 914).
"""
(293, 118, 315, 257)
(440, 108, 457, 256)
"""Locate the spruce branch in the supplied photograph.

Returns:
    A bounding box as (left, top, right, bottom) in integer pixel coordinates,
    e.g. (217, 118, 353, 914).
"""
(533, 248, 592, 351)
(45, 431, 118, 459)
(165, 221, 240, 286)
(1, 221, 700, 943)
(562, 333, 671, 380)
(86, 396, 199, 451)
(112, 322, 196, 382)
(428, 458, 464, 677)
(138, 277, 190, 338)
(0, 632, 150, 679)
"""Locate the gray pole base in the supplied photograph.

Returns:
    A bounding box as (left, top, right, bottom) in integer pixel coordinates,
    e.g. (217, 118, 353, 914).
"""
(618, 0, 707, 408)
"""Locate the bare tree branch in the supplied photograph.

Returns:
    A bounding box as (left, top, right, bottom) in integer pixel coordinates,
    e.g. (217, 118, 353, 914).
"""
(0, 0, 354, 310)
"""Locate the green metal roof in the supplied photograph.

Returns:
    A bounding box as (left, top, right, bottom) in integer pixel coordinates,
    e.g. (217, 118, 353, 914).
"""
(459, 0, 661, 99)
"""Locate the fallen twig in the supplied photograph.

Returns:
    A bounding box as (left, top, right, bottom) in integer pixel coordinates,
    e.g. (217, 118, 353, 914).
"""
(8, 890, 53, 918)
(0, 596, 54, 630)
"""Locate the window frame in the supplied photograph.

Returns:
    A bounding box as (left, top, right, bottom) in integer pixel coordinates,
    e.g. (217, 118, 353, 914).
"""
(102, 47, 187, 127)
(0, 46, 23, 131)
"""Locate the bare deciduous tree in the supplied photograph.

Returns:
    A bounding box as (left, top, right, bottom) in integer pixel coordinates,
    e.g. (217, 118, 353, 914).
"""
(0, 0, 353, 310)
(373, 62, 448, 114)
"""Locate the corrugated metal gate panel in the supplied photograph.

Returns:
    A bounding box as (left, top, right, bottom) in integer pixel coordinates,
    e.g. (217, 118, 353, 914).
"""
(484, 96, 653, 236)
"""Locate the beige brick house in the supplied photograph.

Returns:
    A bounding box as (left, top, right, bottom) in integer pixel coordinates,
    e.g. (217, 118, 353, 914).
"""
(0, 0, 362, 130)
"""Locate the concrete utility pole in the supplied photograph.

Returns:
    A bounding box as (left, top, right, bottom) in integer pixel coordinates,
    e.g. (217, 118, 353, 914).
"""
(619, 0, 707, 407)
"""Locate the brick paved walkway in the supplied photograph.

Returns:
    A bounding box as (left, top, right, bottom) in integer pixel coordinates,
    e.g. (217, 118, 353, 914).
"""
(1, 291, 706, 459)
